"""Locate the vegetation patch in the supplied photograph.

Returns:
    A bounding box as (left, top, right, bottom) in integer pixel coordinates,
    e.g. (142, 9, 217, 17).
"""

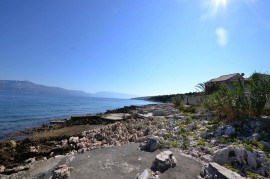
(199, 72, 270, 120)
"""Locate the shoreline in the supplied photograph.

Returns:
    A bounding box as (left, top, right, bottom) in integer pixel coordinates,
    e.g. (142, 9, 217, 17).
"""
(0, 102, 158, 141)
(1, 103, 270, 178)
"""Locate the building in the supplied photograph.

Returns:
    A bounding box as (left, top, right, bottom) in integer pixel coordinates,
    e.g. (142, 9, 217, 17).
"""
(205, 73, 245, 94)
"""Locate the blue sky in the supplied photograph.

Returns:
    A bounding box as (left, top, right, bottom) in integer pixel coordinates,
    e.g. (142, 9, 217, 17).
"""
(0, 0, 269, 96)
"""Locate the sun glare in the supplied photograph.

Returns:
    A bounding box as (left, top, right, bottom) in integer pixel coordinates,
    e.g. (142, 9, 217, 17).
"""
(213, 0, 228, 9)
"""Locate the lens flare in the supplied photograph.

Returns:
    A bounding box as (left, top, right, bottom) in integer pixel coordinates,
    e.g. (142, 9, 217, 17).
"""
(213, 0, 228, 9)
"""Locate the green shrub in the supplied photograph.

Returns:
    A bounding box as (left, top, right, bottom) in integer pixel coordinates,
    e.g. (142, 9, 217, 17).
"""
(224, 164, 238, 173)
(197, 139, 206, 146)
(163, 133, 173, 140)
(179, 105, 196, 114)
(243, 139, 267, 152)
(243, 143, 254, 152)
(218, 137, 236, 144)
(245, 170, 259, 179)
(180, 127, 186, 134)
(202, 72, 270, 120)
(172, 96, 184, 107)
(160, 140, 178, 148)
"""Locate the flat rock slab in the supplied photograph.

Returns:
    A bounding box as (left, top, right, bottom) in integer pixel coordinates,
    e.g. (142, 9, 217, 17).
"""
(2, 143, 202, 179)
(101, 113, 125, 121)
(68, 143, 201, 179)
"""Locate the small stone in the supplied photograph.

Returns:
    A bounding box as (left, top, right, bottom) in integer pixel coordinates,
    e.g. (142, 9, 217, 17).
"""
(7, 140, 17, 148)
(61, 139, 68, 146)
(0, 165, 5, 173)
(25, 157, 35, 164)
(76, 142, 86, 149)
(29, 146, 38, 153)
(69, 137, 79, 144)
(52, 165, 73, 179)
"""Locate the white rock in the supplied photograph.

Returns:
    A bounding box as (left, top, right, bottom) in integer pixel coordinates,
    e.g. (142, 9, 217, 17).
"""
(61, 139, 68, 146)
(29, 146, 38, 153)
(79, 137, 87, 142)
(171, 156, 177, 164)
(25, 157, 35, 164)
(0, 165, 5, 173)
(69, 137, 79, 144)
(76, 142, 86, 149)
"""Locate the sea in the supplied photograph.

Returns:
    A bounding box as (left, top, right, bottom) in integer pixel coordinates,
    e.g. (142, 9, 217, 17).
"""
(0, 92, 157, 139)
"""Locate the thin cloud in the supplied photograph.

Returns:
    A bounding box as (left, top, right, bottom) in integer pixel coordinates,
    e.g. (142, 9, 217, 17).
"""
(215, 27, 228, 47)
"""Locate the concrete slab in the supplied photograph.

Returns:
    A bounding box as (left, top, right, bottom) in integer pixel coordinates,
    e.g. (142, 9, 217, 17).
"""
(1, 143, 202, 179)
(101, 113, 125, 121)
(67, 143, 202, 179)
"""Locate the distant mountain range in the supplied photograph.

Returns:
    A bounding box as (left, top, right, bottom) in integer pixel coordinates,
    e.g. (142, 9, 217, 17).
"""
(0, 80, 137, 99)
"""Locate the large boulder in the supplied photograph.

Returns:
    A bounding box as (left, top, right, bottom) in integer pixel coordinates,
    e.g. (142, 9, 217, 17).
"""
(213, 146, 234, 165)
(216, 125, 235, 136)
(151, 150, 177, 173)
(224, 126, 236, 136)
(213, 146, 267, 170)
(141, 136, 164, 152)
(247, 151, 257, 169)
(234, 147, 247, 164)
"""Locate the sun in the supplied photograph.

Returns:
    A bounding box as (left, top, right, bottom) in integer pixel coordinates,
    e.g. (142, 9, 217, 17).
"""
(213, 0, 228, 9)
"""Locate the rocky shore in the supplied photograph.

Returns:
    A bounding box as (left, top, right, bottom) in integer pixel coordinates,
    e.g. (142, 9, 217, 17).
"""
(0, 103, 270, 178)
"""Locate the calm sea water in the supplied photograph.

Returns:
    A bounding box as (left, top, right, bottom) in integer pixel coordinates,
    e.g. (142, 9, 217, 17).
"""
(0, 92, 156, 138)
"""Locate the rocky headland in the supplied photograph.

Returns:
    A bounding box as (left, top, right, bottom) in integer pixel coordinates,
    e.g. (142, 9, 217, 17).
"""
(0, 103, 270, 178)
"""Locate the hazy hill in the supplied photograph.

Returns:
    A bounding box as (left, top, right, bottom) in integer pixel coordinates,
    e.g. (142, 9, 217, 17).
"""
(0, 80, 136, 99)
(0, 80, 89, 96)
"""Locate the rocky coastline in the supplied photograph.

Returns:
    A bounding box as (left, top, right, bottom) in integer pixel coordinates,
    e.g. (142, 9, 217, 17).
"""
(0, 103, 270, 178)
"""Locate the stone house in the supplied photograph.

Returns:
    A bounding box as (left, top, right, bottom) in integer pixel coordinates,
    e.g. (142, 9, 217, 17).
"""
(205, 73, 245, 94)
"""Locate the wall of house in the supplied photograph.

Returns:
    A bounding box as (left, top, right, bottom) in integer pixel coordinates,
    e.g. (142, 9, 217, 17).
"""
(184, 95, 204, 105)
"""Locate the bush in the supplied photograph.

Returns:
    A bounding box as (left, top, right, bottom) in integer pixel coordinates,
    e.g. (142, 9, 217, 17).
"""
(172, 96, 184, 107)
(248, 73, 270, 116)
(197, 139, 206, 146)
(202, 72, 270, 119)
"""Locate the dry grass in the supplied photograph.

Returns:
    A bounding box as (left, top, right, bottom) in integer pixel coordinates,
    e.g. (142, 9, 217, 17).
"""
(31, 125, 101, 141)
